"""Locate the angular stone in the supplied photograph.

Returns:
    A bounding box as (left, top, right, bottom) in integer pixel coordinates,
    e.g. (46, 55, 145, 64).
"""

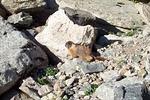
(135, 3, 150, 26)
(60, 59, 77, 76)
(41, 93, 56, 100)
(0, 16, 48, 95)
(38, 85, 53, 96)
(79, 61, 106, 74)
(60, 59, 106, 75)
(100, 70, 121, 82)
(19, 77, 41, 100)
(7, 12, 33, 28)
(1, 0, 47, 14)
(143, 26, 150, 37)
(95, 77, 147, 100)
(95, 83, 123, 100)
(65, 76, 76, 87)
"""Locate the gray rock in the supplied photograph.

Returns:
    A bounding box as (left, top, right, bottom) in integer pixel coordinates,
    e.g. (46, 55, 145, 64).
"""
(65, 76, 76, 87)
(7, 12, 33, 28)
(56, 0, 143, 30)
(146, 54, 150, 74)
(63, 7, 96, 26)
(100, 70, 121, 82)
(19, 77, 41, 100)
(60, 59, 77, 76)
(38, 85, 53, 96)
(60, 59, 106, 75)
(94, 83, 117, 100)
(79, 61, 106, 74)
(0, 16, 48, 95)
(95, 77, 146, 100)
(124, 84, 146, 100)
(144, 74, 150, 99)
(41, 93, 56, 100)
(135, 3, 150, 26)
(143, 26, 150, 37)
(1, 0, 47, 14)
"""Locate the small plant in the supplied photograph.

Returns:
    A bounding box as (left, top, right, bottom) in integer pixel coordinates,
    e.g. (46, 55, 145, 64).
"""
(36, 66, 58, 85)
(37, 76, 49, 85)
(45, 67, 58, 76)
(84, 84, 99, 96)
(126, 30, 135, 36)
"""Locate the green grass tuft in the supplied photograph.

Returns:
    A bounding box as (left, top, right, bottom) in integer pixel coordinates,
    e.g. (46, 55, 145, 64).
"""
(84, 84, 99, 96)
(36, 66, 58, 85)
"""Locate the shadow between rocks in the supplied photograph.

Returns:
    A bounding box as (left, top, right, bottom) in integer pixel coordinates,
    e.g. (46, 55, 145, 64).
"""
(22, 30, 62, 66)
(63, 7, 123, 37)
(31, 0, 59, 27)
(41, 45, 62, 65)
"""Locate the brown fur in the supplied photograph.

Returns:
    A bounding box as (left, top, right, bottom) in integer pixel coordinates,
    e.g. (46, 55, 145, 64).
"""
(65, 41, 106, 62)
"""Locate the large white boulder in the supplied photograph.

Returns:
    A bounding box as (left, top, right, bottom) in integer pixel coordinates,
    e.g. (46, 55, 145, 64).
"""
(35, 9, 97, 60)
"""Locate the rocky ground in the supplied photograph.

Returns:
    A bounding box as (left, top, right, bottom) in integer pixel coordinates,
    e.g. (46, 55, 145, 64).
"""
(1, 0, 150, 100)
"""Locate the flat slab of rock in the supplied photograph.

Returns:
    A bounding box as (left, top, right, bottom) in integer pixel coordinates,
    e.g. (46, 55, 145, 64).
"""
(19, 77, 41, 100)
(19, 77, 53, 99)
(60, 59, 106, 75)
(0, 17, 48, 95)
(35, 9, 96, 60)
(79, 61, 106, 74)
(1, 0, 47, 13)
(56, 0, 143, 29)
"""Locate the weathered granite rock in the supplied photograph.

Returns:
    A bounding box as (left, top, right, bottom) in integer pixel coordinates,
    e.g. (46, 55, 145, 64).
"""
(79, 61, 106, 74)
(143, 26, 150, 37)
(95, 77, 147, 100)
(1, 0, 47, 14)
(60, 59, 106, 75)
(60, 59, 77, 76)
(19, 77, 53, 99)
(19, 77, 41, 100)
(35, 9, 97, 60)
(135, 3, 150, 26)
(100, 70, 121, 82)
(0, 17, 48, 95)
(56, 0, 143, 30)
(7, 12, 33, 28)
(65, 76, 77, 87)
(38, 85, 53, 96)
(41, 93, 56, 100)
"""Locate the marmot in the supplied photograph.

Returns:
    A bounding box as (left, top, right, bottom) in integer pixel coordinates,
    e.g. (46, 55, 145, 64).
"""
(65, 41, 106, 62)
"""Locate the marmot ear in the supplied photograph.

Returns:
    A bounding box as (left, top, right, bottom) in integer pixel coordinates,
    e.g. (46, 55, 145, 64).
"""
(65, 41, 74, 48)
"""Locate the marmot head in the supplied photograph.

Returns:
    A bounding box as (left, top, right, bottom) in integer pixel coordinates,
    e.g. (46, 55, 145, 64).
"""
(65, 41, 74, 49)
